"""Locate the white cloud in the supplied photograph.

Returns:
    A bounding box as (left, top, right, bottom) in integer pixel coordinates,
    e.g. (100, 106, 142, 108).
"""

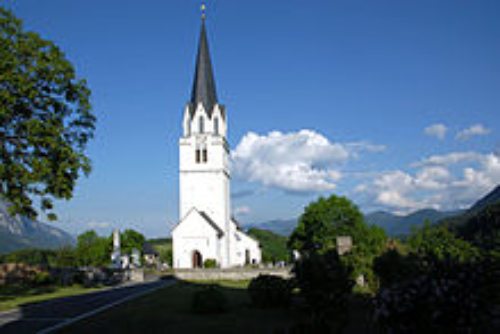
(412, 151, 483, 167)
(424, 123, 447, 140)
(414, 166, 451, 190)
(87, 221, 111, 229)
(456, 124, 491, 141)
(232, 130, 383, 193)
(345, 141, 386, 157)
(234, 206, 251, 216)
(358, 151, 500, 213)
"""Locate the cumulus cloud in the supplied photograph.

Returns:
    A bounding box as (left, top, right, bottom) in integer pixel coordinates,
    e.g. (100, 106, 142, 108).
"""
(231, 130, 382, 193)
(424, 123, 447, 140)
(456, 124, 491, 141)
(357, 151, 500, 213)
(234, 206, 251, 216)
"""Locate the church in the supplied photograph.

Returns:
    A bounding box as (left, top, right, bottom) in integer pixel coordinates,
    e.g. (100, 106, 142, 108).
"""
(171, 12, 261, 269)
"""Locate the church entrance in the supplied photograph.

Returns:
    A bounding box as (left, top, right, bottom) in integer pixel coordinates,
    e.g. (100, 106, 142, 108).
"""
(245, 249, 251, 265)
(192, 250, 203, 268)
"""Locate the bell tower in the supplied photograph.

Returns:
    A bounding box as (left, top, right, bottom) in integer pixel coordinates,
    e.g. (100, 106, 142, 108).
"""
(178, 10, 232, 267)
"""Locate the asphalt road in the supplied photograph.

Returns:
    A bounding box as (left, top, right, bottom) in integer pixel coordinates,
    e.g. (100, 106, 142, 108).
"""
(0, 278, 173, 334)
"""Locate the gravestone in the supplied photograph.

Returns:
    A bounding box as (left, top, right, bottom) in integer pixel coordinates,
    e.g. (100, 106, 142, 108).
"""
(336, 236, 353, 255)
(131, 248, 141, 268)
(110, 229, 121, 269)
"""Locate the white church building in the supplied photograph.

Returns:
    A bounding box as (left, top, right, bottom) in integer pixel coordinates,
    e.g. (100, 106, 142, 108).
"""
(172, 14, 261, 269)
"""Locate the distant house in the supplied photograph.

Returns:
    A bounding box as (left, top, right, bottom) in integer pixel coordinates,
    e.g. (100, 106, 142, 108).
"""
(143, 242, 159, 266)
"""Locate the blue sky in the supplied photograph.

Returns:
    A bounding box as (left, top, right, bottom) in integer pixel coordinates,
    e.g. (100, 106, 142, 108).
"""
(5, 0, 500, 237)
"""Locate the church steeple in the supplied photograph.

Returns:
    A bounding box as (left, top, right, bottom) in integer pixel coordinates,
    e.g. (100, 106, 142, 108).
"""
(190, 13, 218, 117)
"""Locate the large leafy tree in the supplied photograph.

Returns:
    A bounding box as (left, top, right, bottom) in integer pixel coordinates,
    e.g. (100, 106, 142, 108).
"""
(76, 230, 110, 267)
(0, 7, 95, 220)
(288, 195, 383, 255)
(120, 229, 146, 255)
(288, 194, 387, 288)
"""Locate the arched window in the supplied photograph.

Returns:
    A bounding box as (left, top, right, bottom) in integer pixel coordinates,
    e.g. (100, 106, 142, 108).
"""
(198, 116, 204, 133)
(195, 149, 201, 163)
(214, 117, 219, 135)
(202, 148, 207, 162)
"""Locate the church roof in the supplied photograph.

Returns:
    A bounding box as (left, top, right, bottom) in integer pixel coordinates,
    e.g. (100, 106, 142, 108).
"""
(200, 211, 224, 238)
(190, 18, 218, 117)
(171, 208, 224, 238)
(142, 242, 158, 256)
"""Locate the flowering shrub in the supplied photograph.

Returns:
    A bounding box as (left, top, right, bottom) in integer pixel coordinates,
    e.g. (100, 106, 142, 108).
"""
(373, 256, 495, 332)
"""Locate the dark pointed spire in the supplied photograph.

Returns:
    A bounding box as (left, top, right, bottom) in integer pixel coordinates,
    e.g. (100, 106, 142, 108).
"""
(190, 14, 218, 116)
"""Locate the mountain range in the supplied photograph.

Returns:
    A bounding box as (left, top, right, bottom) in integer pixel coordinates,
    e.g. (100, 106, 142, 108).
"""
(247, 185, 500, 237)
(246, 210, 463, 237)
(246, 218, 298, 237)
(0, 200, 75, 254)
(2, 185, 499, 253)
(364, 209, 463, 236)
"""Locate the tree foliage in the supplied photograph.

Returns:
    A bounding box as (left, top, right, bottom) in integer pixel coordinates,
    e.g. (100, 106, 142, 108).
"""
(293, 250, 354, 332)
(457, 201, 500, 254)
(0, 7, 95, 220)
(1, 248, 54, 266)
(120, 229, 145, 255)
(408, 220, 480, 262)
(75, 230, 110, 267)
(247, 227, 289, 263)
(288, 194, 387, 288)
(288, 195, 381, 254)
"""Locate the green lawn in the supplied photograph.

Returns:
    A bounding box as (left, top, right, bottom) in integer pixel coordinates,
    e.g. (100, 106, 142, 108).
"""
(0, 284, 104, 311)
(58, 279, 373, 334)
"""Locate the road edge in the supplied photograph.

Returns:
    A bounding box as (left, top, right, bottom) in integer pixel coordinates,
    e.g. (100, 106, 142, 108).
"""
(37, 279, 176, 334)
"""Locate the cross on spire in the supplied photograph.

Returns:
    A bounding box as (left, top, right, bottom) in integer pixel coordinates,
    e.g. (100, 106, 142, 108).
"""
(201, 2, 206, 20)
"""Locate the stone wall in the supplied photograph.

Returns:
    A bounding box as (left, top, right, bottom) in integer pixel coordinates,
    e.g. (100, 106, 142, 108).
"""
(174, 267, 292, 281)
(0, 263, 44, 285)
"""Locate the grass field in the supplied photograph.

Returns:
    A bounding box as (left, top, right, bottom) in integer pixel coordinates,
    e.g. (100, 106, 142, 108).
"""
(57, 279, 373, 334)
(0, 284, 104, 311)
(58, 280, 299, 334)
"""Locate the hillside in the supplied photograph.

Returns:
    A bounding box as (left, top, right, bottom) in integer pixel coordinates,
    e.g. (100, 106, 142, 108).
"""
(247, 227, 289, 263)
(468, 185, 500, 214)
(246, 218, 297, 236)
(0, 200, 75, 254)
(365, 209, 462, 236)
(441, 185, 500, 230)
(248, 210, 461, 238)
(456, 201, 500, 250)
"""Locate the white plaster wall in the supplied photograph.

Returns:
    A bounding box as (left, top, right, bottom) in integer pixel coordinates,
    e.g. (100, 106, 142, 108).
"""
(175, 101, 251, 269)
(232, 229, 262, 266)
(172, 210, 221, 268)
(225, 220, 262, 267)
(179, 125, 230, 228)
(179, 170, 229, 229)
